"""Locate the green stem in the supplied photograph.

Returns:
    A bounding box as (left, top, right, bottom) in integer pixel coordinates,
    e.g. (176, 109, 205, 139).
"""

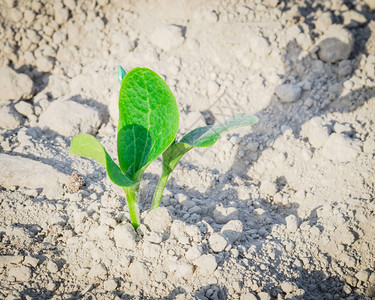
(152, 170, 171, 210)
(123, 184, 140, 230)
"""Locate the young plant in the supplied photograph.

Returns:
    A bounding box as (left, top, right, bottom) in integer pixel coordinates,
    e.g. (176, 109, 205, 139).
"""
(70, 66, 258, 230)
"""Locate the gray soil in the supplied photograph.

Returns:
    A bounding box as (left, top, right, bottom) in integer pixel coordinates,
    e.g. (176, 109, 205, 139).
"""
(0, 0, 374, 299)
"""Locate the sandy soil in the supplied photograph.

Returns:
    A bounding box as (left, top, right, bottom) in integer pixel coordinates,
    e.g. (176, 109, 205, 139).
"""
(0, 0, 375, 299)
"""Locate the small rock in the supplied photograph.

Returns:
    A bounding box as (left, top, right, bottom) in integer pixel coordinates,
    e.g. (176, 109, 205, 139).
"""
(285, 215, 299, 232)
(300, 117, 330, 149)
(103, 279, 118, 291)
(275, 84, 302, 103)
(168, 261, 194, 279)
(23, 256, 39, 268)
(0, 256, 23, 268)
(150, 25, 185, 51)
(14, 101, 34, 117)
(342, 10, 367, 28)
(8, 266, 32, 281)
(281, 281, 298, 294)
(207, 81, 220, 97)
(55, 8, 69, 25)
(315, 12, 332, 32)
(365, 0, 375, 9)
(363, 138, 375, 154)
(4, 0, 16, 8)
(113, 223, 137, 249)
(260, 180, 277, 196)
(257, 292, 271, 300)
(0, 105, 22, 129)
(221, 220, 243, 244)
(185, 245, 203, 261)
(36, 56, 55, 72)
(338, 60, 352, 77)
(10, 8, 23, 22)
(143, 207, 172, 232)
(318, 25, 354, 63)
(0, 67, 34, 101)
(322, 133, 361, 162)
(240, 292, 258, 300)
(38, 99, 102, 137)
(88, 263, 107, 280)
(209, 233, 229, 252)
(356, 270, 370, 282)
(194, 254, 217, 276)
(47, 261, 59, 273)
(213, 206, 238, 224)
(129, 261, 149, 281)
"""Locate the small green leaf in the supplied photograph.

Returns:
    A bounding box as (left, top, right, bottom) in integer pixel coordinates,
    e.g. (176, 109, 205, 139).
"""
(70, 134, 137, 187)
(118, 67, 179, 181)
(163, 113, 259, 173)
(118, 66, 126, 84)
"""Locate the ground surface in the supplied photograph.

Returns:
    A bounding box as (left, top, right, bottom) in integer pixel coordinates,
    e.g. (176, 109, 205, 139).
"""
(0, 0, 375, 299)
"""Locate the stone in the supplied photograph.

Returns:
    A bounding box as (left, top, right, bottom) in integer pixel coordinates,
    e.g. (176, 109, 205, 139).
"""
(0, 256, 23, 268)
(208, 233, 229, 252)
(250, 35, 271, 57)
(364, 138, 375, 154)
(185, 245, 202, 261)
(207, 81, 220, 96)
(318, 25, 354, 63)
(260, 180, 277, 196)
(143, 207, 172, 232)
(88, 263, 107, 280)
(355, 270, 370, 282)
(213, 206, 238, 224)
(0, 105, 22, 129)
(36, 56, 55, 72)
(0, 154, 69, 193)
(240, 293, 258, 300)
(221, 220, 243, 244)
(14, 101, 34, 117)
(168, 261, 194, 279)
(275, 84, 302, 103)
(113, 223, 137, 249)
(281, 281, 298, 293)
(47, 261, 59, 273)
(4, 0, 16, 8)
(8, 266, 32, 281)
(342, 10, 367, 28)
(10, 8, 23, 22)
(103, 279, 118, 291)
(285, 215, 299, 232)
(365, 0, 375, 9)
(0, 67, 34, 101)
(300, 117, 330, 149)
(129, 261, 149, 281)
(55, 8, 69, 25)
(150, 25, 185, 51)
(257, 292, 271, 300)
(321, 133, 361, 162)
(315, 12, 332, 32)
(38, 99, 102, 137)
(23, 256, 39, 268)
(338, 60, 352, 77)
(194, 254, 217, 276)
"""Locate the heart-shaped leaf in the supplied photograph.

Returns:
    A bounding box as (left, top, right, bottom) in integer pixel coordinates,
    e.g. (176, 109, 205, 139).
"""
(70, 134, 136, 187)
(118, 67, 179, 181)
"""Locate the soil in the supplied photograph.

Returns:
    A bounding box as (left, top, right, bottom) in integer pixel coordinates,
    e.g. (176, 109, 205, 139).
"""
(0, 0, 374, 299)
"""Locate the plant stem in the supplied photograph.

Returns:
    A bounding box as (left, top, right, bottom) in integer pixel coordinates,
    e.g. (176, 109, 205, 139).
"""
(152, 170, 171, 210)
(123, 184, 140, 230)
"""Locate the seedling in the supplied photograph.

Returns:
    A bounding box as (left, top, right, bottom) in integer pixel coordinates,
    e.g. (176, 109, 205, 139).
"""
(70, 66, 258, 229)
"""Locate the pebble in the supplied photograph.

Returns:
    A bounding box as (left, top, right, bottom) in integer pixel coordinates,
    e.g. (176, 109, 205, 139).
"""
(240, 292, 257, 300)
(0, 105, 22, 129)
(285, 215, 299, 232)
(209, 233, 229, 252)
(364, 138, 375, 154)
(213, 206, 238, 224)
(0, 255, 23, 268)
(260, 180, 277, 196)
(342, 10, 367, 28)
(315, 12, 332, 32)
(55, 8, 69, 25)
(194, 254, 217, 276)
(281, 281, 298, 294)
(103, 279, 118, 291)
(47, 260, 59, 273)
(207, 81, 220, 97)
(318, 25, 354, 63)
(88, 263, 107, 280)
(0, 67, 34, 101)
(322, 133, 361, 162)
(185, 245, 203, 261)
(113, 223, 137, 249)
(338, 60, 352, 77)
(14, 101, 34, 117)
(143, 207, 172, 232)
(300, 117, 330, 149)
(365, 0, 375, 9)
(8, 266, 32, 282)
(221, 220, 243, 244)
(10, 8, 23, 22)
(129, 261, 150, 281)
(168, 261, 194, 279)
(257, 292, 271, 300)
(38, 99, 103, 137)
(275, 84, 302, 103)
(355, 270, 370, 282)
(23, 256, 39, 268)
(36, 56, 55, 72)
(150, 25, 185, 51)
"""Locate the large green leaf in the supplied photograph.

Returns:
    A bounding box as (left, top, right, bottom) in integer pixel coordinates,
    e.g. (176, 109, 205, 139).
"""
(70, 134, 137, 187)
(163, 113, 259, 173)
(118, 67, 179, 180)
